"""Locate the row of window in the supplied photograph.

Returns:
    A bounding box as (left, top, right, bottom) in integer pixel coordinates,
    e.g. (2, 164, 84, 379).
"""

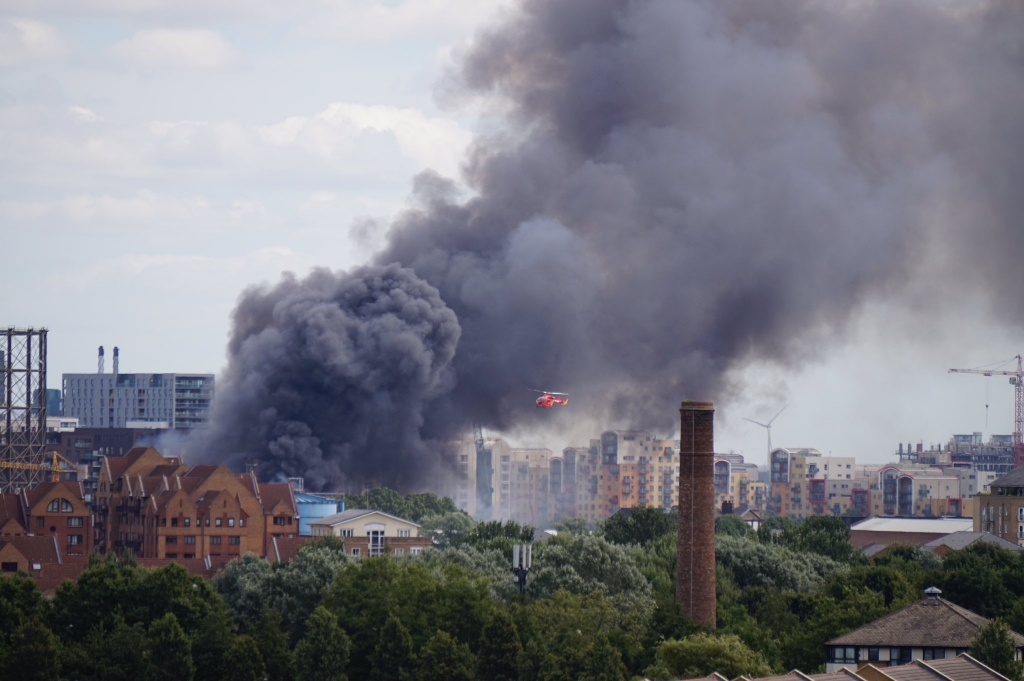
(337, 529, 412, 538)
(349, 546, 424, 556)
(35, 516, 84, 528)
(161, 516, 243, 528)
(165, 536, 240, 545)
(828, 647, 965, 665)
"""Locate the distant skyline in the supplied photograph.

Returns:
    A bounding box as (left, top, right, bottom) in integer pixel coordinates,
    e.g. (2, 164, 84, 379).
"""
(2, 1, 1020, 466)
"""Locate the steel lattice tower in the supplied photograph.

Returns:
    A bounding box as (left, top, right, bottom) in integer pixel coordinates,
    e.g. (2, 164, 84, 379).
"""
(0, 328, 50, 493)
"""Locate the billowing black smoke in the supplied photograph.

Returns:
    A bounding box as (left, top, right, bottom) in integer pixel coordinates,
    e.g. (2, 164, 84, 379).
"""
(208, 0, 1024, 489)
(204, 265, 460, 489)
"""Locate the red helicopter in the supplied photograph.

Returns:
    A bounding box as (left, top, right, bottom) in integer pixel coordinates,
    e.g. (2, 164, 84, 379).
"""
(530, 389, 569, 408)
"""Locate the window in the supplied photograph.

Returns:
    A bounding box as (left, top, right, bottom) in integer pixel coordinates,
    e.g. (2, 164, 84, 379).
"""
(351, 548, 360, 556)
(184, 517, 191, 527)
(161, 517, 167, 527)
(868, 648, 879, 662)
(215, 518, 222, 527)
(239, 518, 245, 527)
(411, 546, 423, 555)
(829, 647, 856, 665)
(171, 518, 179, 527)
(890, 648, 912, 666)
(210, 536, 222, 545)
(228, 518, 235, 527)
(228, 536, 240, 545)
(166, 553, 177, 559)
(341, 529, 354, 537)
(36, 517, 44, 528)
(184, 536, 196, 545)
(67, 535, 83, 546)
(274, 516, 287, 526)
(205, 518, 210, 526)
(183, 553, 195, 559)
(165, 536, 177, 545)
(923, 649, 946, 661)
(397, 529, 411, 538)
(394, 548, 405, 555)
(67, 517, 84, 528)
(1, 562, 17, 572)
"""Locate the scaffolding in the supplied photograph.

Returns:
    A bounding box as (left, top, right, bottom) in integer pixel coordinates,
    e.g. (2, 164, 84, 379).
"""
(0, 328, 51, 493)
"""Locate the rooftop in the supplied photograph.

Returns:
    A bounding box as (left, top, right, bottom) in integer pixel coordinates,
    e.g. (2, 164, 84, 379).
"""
(850, 517, 974, 534)
(309, 508, 420, 527)
(922, 531, 1020, 553)
(828, 595, 1024, 648)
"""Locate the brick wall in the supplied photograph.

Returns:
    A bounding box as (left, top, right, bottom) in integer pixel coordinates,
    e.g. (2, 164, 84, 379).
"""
(677, 400, 716, 628)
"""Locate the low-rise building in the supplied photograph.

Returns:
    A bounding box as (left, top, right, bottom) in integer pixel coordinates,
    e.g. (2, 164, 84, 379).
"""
(309, 509, 430, 557)
(825, 587, 1024, 672)
(975, 466, 1024, 546)
(850, 517, 973, 551)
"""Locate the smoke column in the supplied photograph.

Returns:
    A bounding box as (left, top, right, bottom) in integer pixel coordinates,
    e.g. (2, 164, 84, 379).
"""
(209, 0, 1024, 489)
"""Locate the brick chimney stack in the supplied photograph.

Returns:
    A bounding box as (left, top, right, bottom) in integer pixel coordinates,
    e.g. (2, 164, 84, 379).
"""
(676, 400, 716, 628)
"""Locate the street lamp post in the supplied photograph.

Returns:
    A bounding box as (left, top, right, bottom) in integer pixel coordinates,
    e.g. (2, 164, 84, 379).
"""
(512, 543, 532, 594)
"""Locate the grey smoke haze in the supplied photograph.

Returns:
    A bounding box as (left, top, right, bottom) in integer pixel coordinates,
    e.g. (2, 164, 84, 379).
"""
(207, 0, 1024, 489)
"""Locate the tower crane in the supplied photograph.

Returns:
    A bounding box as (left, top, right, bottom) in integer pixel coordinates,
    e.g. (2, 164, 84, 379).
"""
(0, 451, 77, 483)
(949, 355, 1024, 467)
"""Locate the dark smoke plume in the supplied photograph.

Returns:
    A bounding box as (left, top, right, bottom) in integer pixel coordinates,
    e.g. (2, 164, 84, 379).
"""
(209, 0, 1024, 489)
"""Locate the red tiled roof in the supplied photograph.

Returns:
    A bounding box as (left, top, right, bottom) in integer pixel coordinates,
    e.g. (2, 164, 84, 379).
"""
(34, 558, 88, 595)
(269, 535, 316, 563)
(183, 465, 219, 481)
(196, 490, 224, 510)
(0, 494, 25, 528)
(148, 464, 185, 478)
(0, 535, 61, 564)
(259, 483, 297, 515)
(106, 447, 154, 480)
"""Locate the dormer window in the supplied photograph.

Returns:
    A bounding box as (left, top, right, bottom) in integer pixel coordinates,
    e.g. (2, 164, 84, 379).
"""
(46, 498, 73, 513)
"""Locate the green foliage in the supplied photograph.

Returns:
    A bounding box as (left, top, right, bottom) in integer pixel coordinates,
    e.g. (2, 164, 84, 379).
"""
(191, 596, 237, 681)
(253, 609, 294, 681)
(418, 630, 475, 681)
(223, 635, 266, 681)
(419, 511, 476, 548)
(212, 553, 273, 627)
(454, 519, 536, 556)
(294, 606, 350, 681)
(146, 612, 195, 681)
(650, 633, 773, 681)
(85, 616, 150, 681)
(370, 614, 416, 681)
(602, 506, 675, 546)
(530, 534, 653, 604)
(715, 514, 749, 537)
(477, 609, 523, 681)
(3, 619, 60, 681)
(716, 534, 846, 592)
(324, 559, 495, 679)
(756, 516, 797, 544)
(970, 620, 1023, 681)
(343, 488, 462, 522)
(784, 516, 855, 562)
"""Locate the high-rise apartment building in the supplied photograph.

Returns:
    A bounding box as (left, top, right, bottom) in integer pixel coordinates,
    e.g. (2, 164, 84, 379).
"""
(62, 372, 214, 430)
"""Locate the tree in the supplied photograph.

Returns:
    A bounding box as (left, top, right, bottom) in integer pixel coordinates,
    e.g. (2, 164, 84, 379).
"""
(223, 635, 266, 681)
(3, 619, 60, 681)
(294, 606, 350, 681)
(652, 633, 773, 680)
(477, 610, 522, 681)
(418, 630, 475, 681)
(370, 614, 416, 681)
(83, 615, 150, 681)
(602, 506, 675, 546)
(715, 514, 749, 537)
(146, 613, 195, 681)
(419, 512, 476, 548)
(786, 516, 855, 562)
(253, 609, 294, 681)
(970, 620, 1023, 681)
(191, 597, 237, 681)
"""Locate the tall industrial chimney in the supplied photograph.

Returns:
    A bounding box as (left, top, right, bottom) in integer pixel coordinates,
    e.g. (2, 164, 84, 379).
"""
(677, 400, 716, 628)
(113, 347, 119, 376)
(97, 346, 104, 374)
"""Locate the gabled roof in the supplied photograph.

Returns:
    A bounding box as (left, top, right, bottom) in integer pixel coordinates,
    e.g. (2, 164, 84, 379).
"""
(195, 490, 225, 510)
(850, 517, 974, 534)
(258, 483, 297, 515)
(309, 508, 420, 528)
(148, 464, 185, 478)
(828, 597, 1024, 648)
(105, 446, 156, 480)
(0, 535, 61, 565)
(922, 654, 1010, 681)
(22, 480, 86, 509)
(922, 531, 1021, 553)
(183, 464, 220, 481)
(0, 494, 25, 529)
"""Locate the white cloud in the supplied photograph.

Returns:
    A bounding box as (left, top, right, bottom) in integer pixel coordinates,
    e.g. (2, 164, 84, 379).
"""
(109, 29, 239, 69)
(69, 106, 102, 123)
(257, 102, 472, 178)
(64, 190, 209, 225)
(0, 200, 50, 220)
(299, 0, 511, 43)
(0, 18, 66, 66)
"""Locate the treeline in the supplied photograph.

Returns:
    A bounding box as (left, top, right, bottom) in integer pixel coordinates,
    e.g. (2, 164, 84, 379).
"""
(3, 504, 1024, 681)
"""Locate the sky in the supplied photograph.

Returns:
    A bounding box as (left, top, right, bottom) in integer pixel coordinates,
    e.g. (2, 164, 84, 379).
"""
(1, 0, 1020, 469)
